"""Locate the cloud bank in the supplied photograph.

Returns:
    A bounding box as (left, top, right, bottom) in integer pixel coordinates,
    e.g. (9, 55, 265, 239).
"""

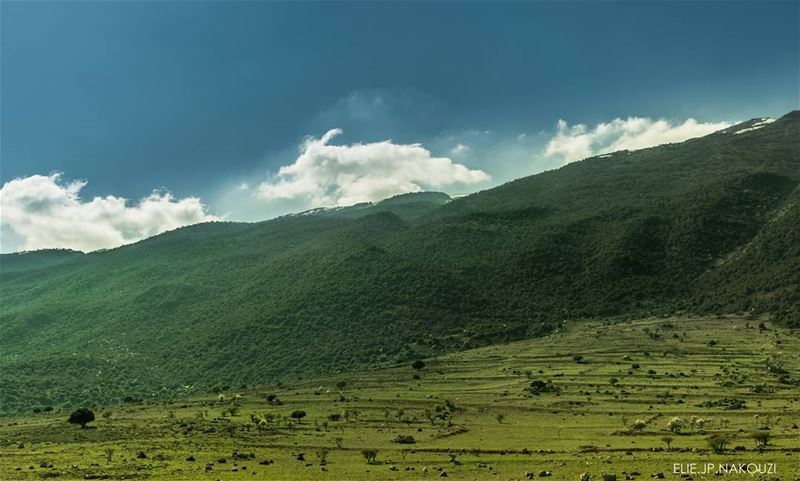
(545, 117, 732, 164)
(0, 173, 217, 252)
(255, 129, 489, 207)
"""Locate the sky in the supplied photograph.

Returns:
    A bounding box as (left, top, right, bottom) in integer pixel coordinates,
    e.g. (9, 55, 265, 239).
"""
(1, 1, 798, 253)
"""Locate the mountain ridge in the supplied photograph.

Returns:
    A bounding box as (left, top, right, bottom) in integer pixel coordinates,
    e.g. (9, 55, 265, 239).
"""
(0, 112, 797, 414)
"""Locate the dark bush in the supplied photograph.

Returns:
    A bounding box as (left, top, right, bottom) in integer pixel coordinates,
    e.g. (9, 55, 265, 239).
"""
(68, 408, 95, 428)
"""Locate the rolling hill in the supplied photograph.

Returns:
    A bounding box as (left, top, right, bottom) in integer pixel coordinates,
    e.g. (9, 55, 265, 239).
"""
(0, 111, 797, 414)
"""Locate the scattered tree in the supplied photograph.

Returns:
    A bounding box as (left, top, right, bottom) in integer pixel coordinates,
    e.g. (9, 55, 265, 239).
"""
(362, 448, 379, 464)
(412, 360, 426, 370)
(315, 448, 329, 466)
(707, 434, 730, 453)
(393, 434, 416, 444)
(666, 417, 684, 433)
(752, 430, 771, 448)
(68, 408, 95, 429)
(290, 410, 307, 423)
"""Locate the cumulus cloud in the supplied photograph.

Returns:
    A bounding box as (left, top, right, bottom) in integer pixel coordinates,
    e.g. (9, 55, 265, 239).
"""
(545, 117, 732, 164)
(256, 129, 489, 207)
(450, 143, 471, 155)
(0, 173, 217, 252)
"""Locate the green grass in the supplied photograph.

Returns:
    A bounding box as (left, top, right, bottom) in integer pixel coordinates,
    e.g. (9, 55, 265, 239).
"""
(2, 315, 798, 480)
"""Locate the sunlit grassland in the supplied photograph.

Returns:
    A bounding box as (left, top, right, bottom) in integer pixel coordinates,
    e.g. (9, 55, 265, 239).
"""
(2, 315, 798, 480)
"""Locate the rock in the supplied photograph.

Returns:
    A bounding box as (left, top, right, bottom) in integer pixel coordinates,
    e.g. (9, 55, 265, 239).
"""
(185, 456, 195, 462)
(581, 473, 591, 481)
(526, 471, 534, 479)
(136, 451, 147, 459)
(440, 471, 448, 477)
(603, 474, 617, 481)
(651, 474, 664, 479)
(539, 470, 552, 477)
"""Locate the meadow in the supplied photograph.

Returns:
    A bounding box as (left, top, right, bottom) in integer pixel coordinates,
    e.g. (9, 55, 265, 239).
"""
(1, 315, 798, 480)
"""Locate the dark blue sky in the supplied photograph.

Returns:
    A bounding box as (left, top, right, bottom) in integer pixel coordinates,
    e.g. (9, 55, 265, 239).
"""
(2, 1, 798, 213)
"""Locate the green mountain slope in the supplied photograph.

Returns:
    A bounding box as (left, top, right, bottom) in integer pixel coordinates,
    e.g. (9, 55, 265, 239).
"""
(0, 249, 84, 273)
(0, 112, 797, 414)
(295, 191, 452, 221)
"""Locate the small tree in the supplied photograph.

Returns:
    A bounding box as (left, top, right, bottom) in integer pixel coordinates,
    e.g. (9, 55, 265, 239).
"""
(666, 417, 684, 433)
(315, 448, 329, 466)
(631, 419, 646, 432)
(361, 448, 378, 464)
(68, 408, 95, 429)
(707, 434, 729, 454)
(290, 410, 307, 423)
(661, 436, 673, 450)
(752, 430, 771, 448)
(496, 413, 506, 424)
(412, 360, 426, 370)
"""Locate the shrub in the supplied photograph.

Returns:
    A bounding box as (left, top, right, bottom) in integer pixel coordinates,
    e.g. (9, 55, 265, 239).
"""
(68, 408, 95, 429)
(315, 448, 329, 465)
(361, 448, 378, 464)
(529, 380, 559, 395)
(290, 410, 307, 422)
(666, 417, 684, 433)
(707, 434, 730, 453)
(412, 360, 426, 370)
(752, 430, 770, 448)
(393, 434, 416, 444)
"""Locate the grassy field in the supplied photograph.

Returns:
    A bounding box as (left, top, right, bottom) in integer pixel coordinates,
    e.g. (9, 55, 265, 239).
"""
(1, 315, 798, 480)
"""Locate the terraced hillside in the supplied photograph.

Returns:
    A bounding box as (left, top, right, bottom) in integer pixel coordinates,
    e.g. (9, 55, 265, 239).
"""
(2, 315, 798, 480)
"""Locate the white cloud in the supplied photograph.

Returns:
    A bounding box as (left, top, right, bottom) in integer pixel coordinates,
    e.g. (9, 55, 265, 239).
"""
(545, 117, 732, 164)
(0, 173, 217, 252)
(256, 129, 489, 207)
(450, 143, 471, 155)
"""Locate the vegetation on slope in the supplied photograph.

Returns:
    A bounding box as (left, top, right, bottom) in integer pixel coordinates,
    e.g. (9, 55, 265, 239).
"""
(0, 112, 797, 414)
(1, 316, 798, 480)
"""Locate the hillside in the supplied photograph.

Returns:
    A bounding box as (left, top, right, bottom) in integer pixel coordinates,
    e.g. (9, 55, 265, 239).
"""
(0, 111, 798, 414)
(2, 315, 799, 479)
(0, 249, 84, 273)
